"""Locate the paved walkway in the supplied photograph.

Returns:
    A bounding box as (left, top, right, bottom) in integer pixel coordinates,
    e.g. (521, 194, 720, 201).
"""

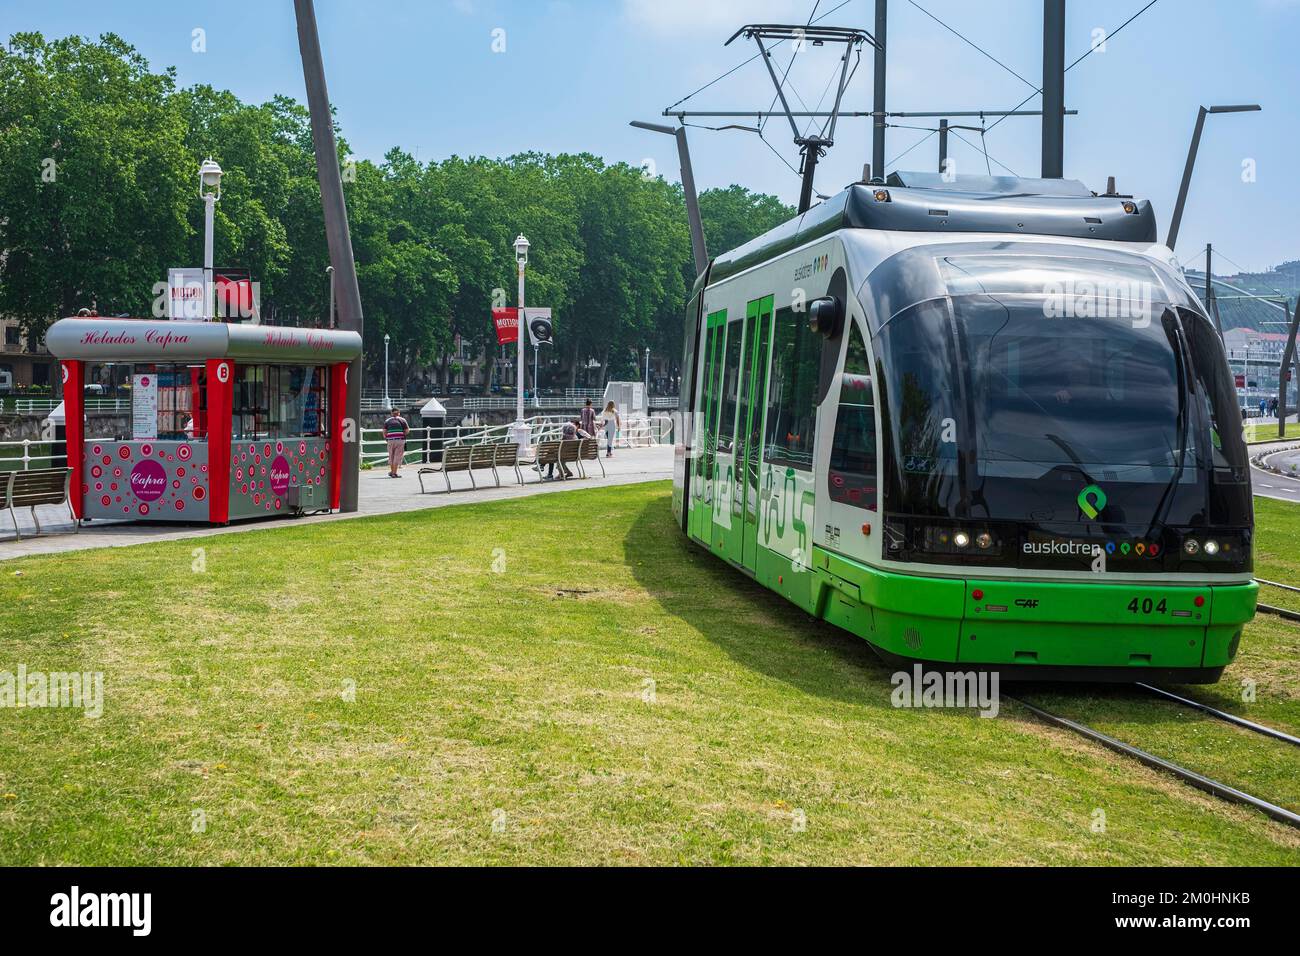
(0, 445, 673, 562)
(1251, 438, 1300, 504)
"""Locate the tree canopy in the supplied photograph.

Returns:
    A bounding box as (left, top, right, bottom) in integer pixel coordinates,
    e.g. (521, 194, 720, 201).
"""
(0, 32, 795, 390)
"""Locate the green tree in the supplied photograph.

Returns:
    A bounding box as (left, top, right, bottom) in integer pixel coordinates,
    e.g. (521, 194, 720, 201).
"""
(0, 33, 192, 335)
(699, 185, 795, 259)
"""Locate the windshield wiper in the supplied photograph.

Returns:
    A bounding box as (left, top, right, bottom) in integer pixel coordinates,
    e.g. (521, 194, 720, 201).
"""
(1144, 309, 1192, 541)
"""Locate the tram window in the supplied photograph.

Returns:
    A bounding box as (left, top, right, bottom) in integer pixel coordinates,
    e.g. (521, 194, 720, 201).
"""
(828, 322, 877, 510)
(696, 324, 721, 477)
(763, 306, 820, 469)
(716, 323, 745, 455)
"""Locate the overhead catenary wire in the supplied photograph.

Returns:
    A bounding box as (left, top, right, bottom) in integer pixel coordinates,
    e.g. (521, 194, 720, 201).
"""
(906, 0, 1038, 91)
(664, 0, 853, 113)
(982, 0, 1160, 138)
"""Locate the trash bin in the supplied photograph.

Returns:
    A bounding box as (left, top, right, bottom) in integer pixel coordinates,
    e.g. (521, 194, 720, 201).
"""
(420, 396, 447, 463)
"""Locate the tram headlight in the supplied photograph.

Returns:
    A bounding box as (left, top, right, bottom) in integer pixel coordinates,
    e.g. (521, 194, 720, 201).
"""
(953, 531, 971, 549)
(1183, 538, 1201, 556)
(976, 532, 993, 550)
(1203, 539, 1220, 556)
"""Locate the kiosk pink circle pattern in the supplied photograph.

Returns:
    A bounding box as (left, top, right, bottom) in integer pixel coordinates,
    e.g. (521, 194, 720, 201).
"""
(84, 444, 206, 515)
(232, 441, 328, 512)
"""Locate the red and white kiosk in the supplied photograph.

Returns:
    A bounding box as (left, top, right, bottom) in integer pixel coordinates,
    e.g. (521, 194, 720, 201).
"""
(46, 317, 362, 524)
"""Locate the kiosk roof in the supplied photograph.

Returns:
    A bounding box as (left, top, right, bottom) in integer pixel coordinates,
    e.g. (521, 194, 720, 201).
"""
(45, 318, 363, 363)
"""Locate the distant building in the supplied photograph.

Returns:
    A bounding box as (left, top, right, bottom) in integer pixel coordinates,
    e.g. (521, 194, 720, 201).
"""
(0, 317, 55, 394)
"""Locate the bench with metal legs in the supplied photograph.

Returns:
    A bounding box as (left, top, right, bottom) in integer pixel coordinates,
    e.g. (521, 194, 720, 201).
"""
(577, 438, 605, 478)
(3, 468, 76, 539)
(418, 445, 473, 493)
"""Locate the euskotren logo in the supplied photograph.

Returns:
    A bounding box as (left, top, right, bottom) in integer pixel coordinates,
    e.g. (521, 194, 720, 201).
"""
(1077, 483, 1107, 519)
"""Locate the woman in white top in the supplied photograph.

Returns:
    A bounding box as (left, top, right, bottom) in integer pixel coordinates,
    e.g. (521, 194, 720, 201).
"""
(601, 401, 620, 458)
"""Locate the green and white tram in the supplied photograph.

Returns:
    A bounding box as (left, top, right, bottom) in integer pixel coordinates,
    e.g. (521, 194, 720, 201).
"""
(673, 172, 1256, 682)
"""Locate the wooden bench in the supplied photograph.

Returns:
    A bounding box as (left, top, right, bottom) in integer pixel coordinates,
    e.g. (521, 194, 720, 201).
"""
(3, 467, 76, 539)
(576, 438, 605, 479)
(418, 442, 519, 492)
(493, 442, 524, 486)
(533, 439, 587, 481)
(418, 445, 472, 493)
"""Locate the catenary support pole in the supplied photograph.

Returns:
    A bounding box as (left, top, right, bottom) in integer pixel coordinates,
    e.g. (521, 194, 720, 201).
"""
(872, 0, 887, 178)
(295, 0, 363, 512)
(1041, 0, 1065, 178)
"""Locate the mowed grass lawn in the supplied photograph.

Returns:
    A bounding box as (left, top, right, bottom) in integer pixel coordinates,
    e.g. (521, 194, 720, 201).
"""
(0, 483, 1297, 865)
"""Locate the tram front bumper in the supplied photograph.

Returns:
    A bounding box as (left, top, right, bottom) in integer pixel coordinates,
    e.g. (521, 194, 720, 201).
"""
(811, 549, 1257, 679)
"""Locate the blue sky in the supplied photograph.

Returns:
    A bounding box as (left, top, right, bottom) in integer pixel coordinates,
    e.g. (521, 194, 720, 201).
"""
(3, 0, 1298, 270)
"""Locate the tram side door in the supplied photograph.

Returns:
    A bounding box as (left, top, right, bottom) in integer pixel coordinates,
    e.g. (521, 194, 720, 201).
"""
(739, 295, 773, 572)
(712, 311, 748, 564)
(691, 309, 726, 545)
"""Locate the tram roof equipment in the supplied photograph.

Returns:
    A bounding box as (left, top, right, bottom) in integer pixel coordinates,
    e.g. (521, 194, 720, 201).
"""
(702, 172, 1157, 288)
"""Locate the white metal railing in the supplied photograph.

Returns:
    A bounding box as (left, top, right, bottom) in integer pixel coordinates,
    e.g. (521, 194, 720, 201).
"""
(461, 396, 588, 410)
(359, 414, 674, 468)
(7, 397, 131, 415)
(359, 394, 422, 412)
(0, 439, 67, 470)
(460, 395, 680, 411)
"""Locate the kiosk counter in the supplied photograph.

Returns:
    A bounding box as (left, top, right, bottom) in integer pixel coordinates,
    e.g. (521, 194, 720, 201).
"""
(45, 318, 362, 525)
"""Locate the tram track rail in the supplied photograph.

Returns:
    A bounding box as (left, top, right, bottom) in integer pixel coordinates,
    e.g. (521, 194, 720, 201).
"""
(1006, 693, 1300, 830)
(1133, 682, 1300, 746)
(1005, 577, 1300, 826)
(1255, 577, 1300, 623)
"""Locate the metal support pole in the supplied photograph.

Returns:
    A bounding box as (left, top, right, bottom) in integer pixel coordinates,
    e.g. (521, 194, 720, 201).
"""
(1167, 107, 1208, 252)
(1167, 104, 1261, 252)
(676, 128, 708, 276)
(516, 267, 526, 427)
(1041, 0, 1066, 178)
(295, 0, 363, 512)
(872, 0, 887, 178)
(325, 265, 335, 329)
(630, 121, 709, 276)
(938, 119, 949, 175)
(202, 194, 216, 321)
(1279, 299, 1300, 438)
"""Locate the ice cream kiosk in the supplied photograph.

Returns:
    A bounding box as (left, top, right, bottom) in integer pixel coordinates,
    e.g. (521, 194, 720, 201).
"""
(46, 318, 362, 524)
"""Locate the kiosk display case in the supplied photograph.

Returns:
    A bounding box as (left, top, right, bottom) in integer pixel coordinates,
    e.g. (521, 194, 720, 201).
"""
(45, 317, 362, 525)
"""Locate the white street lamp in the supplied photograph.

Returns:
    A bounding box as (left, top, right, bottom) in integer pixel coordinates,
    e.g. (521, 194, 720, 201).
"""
(383, 332, 391, 408)
(198, 158, 223, 321)
(510, 234, 531, 450)
(644, 346, 651, 396)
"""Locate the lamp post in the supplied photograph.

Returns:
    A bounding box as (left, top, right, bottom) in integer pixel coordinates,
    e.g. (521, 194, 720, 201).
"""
(325, 265, 335, 328)
(644, 347, 651, 396)
(510, 234, 531, 449)
(198, 158, 223, 321)
(383, 332, 391, 408)
(1166, 104, 1261, 252)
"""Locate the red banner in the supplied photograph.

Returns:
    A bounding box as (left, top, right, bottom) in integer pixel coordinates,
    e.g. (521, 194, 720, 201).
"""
(492, 307, 519, 345)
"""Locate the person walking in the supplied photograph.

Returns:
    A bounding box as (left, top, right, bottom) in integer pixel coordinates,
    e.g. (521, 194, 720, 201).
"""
(580, 398, 597, 437)
(383, 407, 409, 478)
(600, 400, 620, 458)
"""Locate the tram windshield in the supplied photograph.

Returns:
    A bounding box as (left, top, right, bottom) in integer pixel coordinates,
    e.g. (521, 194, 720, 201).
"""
(874, 290, 1250, 529)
